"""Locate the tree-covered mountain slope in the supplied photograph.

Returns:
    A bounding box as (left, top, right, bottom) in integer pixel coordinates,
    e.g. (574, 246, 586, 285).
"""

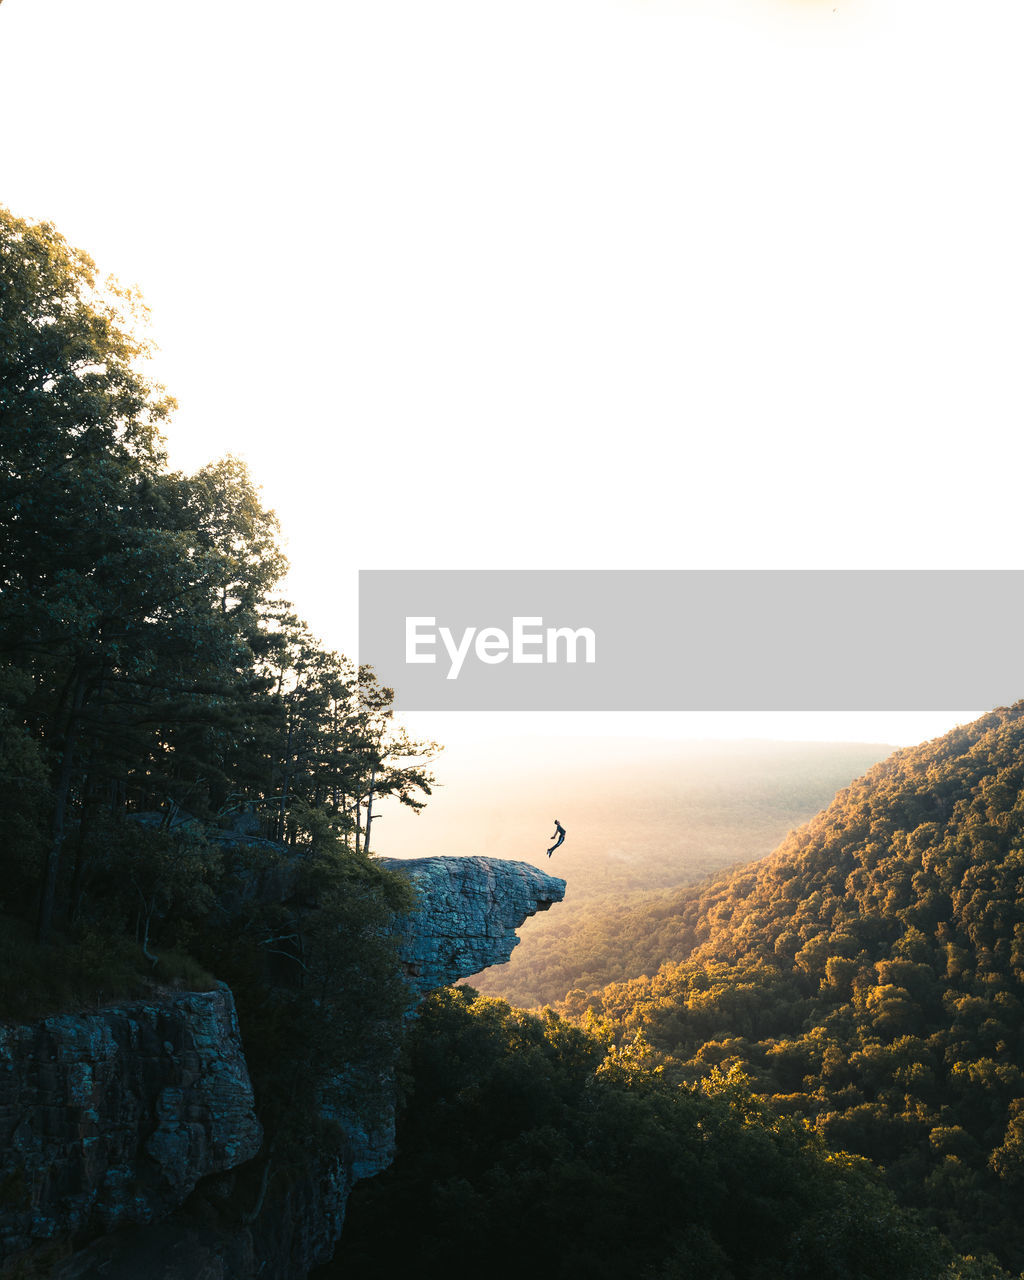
(563, 705, 1024, 1270)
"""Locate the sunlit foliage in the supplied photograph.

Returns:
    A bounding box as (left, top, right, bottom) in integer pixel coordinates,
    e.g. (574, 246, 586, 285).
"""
(558, 707, 1024, 1270)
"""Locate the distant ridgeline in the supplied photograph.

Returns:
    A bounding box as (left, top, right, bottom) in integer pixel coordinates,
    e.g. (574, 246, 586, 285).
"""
(558, 704, 1024, 1271)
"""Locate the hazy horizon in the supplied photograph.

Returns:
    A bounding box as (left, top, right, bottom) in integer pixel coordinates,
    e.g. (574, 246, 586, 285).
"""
(373, 733, 897, 872)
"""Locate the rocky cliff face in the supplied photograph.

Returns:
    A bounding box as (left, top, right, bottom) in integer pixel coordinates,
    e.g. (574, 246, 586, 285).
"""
(0, 856, 564, 1278)
(0, 986, 260, 1267)
(380, 856, 565, 996)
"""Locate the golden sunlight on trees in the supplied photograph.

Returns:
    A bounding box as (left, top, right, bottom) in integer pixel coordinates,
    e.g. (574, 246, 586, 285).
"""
(545, 706, 1024, 1271)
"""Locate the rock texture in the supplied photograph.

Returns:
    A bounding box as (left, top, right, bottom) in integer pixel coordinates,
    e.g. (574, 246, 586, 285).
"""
(1, 856, 564, 1278)
(379, 856, 566, 996)
(0, 987, 261, 1266)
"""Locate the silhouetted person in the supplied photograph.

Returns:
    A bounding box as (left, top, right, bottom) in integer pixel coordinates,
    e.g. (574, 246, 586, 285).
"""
(547, 819, 566, 858)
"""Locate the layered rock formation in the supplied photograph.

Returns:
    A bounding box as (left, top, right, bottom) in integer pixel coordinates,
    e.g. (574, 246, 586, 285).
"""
(380, 856, 565, 995)
(0, 987, 260, 1265)
(0, 855, 564, 1278)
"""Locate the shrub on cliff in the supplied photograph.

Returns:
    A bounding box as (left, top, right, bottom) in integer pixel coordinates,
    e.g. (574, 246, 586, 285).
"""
(182, 840, 415, 1142)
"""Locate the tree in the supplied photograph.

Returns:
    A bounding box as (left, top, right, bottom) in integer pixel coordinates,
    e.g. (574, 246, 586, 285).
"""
(349, 666, 437, 856)
(1, 206, 174, 937)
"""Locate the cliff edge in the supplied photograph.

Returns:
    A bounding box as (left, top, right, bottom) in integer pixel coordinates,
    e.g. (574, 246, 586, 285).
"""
(1, 855, 564, 1279)
(380, 855, 566, 995)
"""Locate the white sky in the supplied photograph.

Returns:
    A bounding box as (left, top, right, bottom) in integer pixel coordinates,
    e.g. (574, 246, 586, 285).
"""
(1, 0, 1020, 748)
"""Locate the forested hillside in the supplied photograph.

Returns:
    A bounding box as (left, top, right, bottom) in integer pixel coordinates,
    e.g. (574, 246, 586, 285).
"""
(336, 711, 1024, 1277)
(558, 706, 1024, 1270)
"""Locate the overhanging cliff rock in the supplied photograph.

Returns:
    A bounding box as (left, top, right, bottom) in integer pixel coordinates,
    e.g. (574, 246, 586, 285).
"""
(3, 855, 565, 1278)
(379, 855, 566, 996)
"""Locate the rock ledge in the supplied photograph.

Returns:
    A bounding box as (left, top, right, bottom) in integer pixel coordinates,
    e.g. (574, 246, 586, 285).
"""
(380, 855, 566, 995)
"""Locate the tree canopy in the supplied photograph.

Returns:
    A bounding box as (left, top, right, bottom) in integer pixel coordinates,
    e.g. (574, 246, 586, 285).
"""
(332, 987, 958, 1280)
(0, 204, 436, 950)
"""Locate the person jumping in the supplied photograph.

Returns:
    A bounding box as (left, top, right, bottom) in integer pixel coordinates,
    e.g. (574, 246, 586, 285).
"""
(547, 819, 566, 858)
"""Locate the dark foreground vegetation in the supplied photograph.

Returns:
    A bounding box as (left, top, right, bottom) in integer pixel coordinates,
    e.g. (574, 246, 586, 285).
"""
(332, 987, 991, 1280)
